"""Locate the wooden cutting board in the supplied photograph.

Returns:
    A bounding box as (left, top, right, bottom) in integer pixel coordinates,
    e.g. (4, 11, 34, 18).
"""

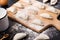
(7, 0, 60, 32)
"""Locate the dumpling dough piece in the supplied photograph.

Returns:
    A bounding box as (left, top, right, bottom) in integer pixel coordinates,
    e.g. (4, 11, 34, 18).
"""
(25, 6, 39, 14)
(26, 6, 39, 11)
(20, 0, 30, 3)
(50, 0, 58, 5)
(43, 0, 48, 3)
(13, 1, 23, 8)
(20, 0, 32, 5)
(20, 0, 36, 4)
(31, 19, 43, 26)
(7, 6, 17, 13)
(34, 34, 49, 40)
(32, 1, 45, 9)
(40, 13, 52, 19)
(15, 9, 28, 20)
(46, 6, 58, 13)
(13, 33, 27, 40)
(29, 23, 44, 31)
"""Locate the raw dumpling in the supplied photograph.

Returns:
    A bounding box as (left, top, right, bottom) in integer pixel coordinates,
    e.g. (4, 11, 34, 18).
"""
(40, 13, 52, 19)
(20, 0, 36, 4)
(20, 0, 31, 5)
(50, 0, 58, 5)
(34, 34, 49, 40)
(13, 1, 23, 8)
(29, 23, 44, 31)
(43, 0, 48, 3)
(31, 19, 43, 26)
(7, 6, 17, 13)
(13, 33, 27, 40)
(32, 1, 45, 9)
(20, 0, 31, 3)
(25, 6, 39, 14)
(15, 9, 28, 20)
(46, 6, 58, 13)
(25, 6, 39, 11)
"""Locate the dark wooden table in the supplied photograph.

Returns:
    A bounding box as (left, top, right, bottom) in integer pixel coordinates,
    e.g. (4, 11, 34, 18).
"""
(0, 0, 60, 40)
